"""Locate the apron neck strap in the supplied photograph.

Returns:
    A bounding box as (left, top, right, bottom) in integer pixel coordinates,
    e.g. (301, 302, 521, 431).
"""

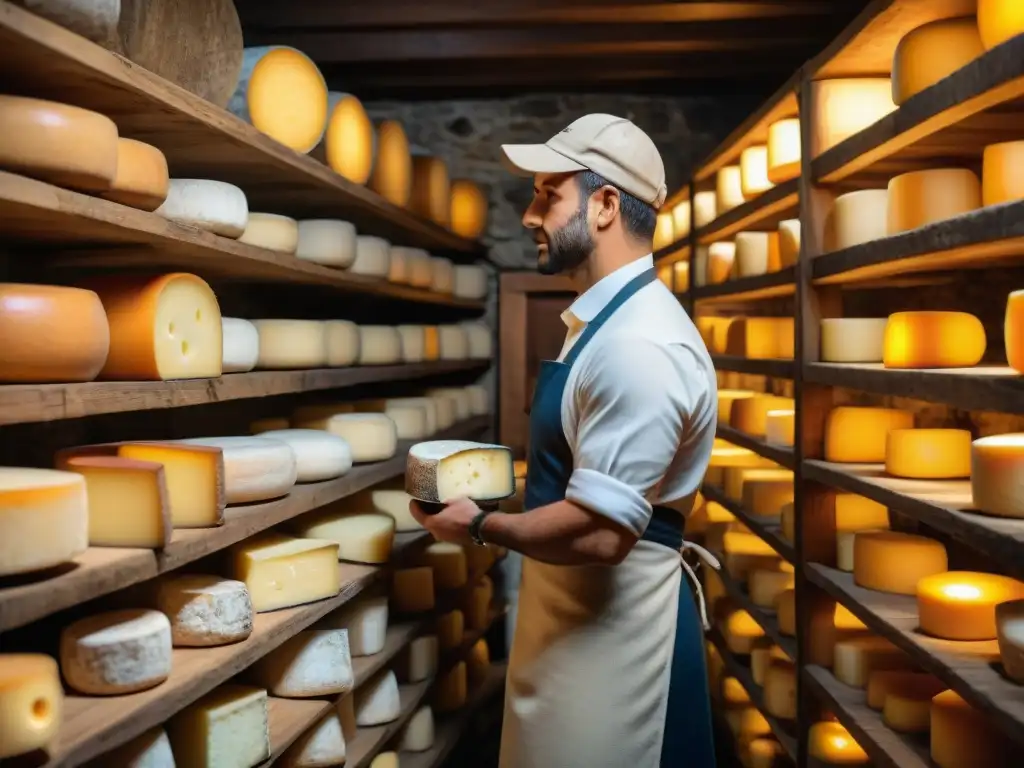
(562, 267, 657, 368)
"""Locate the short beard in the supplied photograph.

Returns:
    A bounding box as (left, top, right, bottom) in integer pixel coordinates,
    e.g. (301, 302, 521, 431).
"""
(538, 204, 594, 276)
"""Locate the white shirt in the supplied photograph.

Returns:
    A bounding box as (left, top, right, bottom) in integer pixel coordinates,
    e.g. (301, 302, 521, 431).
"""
(557, 254, 718, 537)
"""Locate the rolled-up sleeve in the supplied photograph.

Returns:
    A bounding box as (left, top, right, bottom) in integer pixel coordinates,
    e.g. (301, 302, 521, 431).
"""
(564, 336, 691, 537)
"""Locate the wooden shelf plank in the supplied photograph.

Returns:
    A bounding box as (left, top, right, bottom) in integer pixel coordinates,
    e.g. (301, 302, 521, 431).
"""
(811, 202, 1024, 286)
(653, 240, 690, 266)
(0, 417, 489, 632)
(802, 459, 1024, 579)
(0, 5, 483, 256)
(694, 179, 800, 245)
(693, 266, 796, 304)
(803, 665, 935, 768)
(805, 563, 1024, 749)
(711, 356, 795, 379)
(0, 172, 484, 309)
(265, 698, 334, 766)
(347, 680, 433, 768)
(0, 360, 488, 427)
(716, 424, 796, 469)
(703, 484, 796, 565)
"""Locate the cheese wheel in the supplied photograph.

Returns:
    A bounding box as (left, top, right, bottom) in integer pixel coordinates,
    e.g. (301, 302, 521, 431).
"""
(693, 191, 717, 229)
(279, 710, 347, 768)
(322, 413, 398, 462)
(716, 165, 744, 213)
(888, 169, 982, 234)
(892, 18, 984, 105)
(867, 669, 939, 710)
(730, 394, 795, 437)
(321, 91, 374, 184)
(156, 574, 253, 648)
(238, 212, 298, 254)
(971, 433, 1024, 518)
(764, 409, 795, 447)
(425, 388, 471, 422)
(0, 283, 110, 383)
(253, 429, 352, 482)
(883, 675, 945, 733)
(325, 319, 359, 367)
(808, 721, 868, 765)
(430, 257, 455, 294)
(750, 643, 779, 685)
(0, 654, 63, 759)
(439, 324, 470, 360)
(885, 428, 971, 479)
(820, 318, 886, 362)
(180, 436, 297, 504)
(406, 249, 434, 287)
(0, 95, 118, 191)
(854, 531, 947, 594)
(742, 476, 793, 517)
(834, 634, 913, 688)
(220, 317, 259, 374)
(356, 670, 401, 725)
(296, 220, 357, 267)
(61, 609, 172, 694)
(826, 189, 889, 251)
(716, 390, 755, 425)
(369, 120, 412, 207)
(983, 141, 1024, 206)
(230, 533, 341, 612)
(979, 0, 1024, 49)
(154, 179, 249, 238)
(996, 598, 1024, 683)
(672, 200, 691, 238)
(724, 318, 792, 358)
(406, 439, 514, 502)
(749, 568, 795, 608)
(653, 212, 674, 250)
(721, 607, 766, 654)
(810, 78, 896, 157)
(453, 264, 488, 300)
(103, 727, 175, 767)
(763, 659, 796, 719)
(87, 272, 223, 380)
(250, 629, 354, 697)
(930, 689, 1009, 768)
(167, 685, 270, 768)
(357, 325, 402, 365)
(461, 321, 492, 359)
(411, 155, 451, 225)
(253, 319, 327, 369)
(386, 246, 413, 283)
(355, 398, 430, 439)
(883, 311, 986, 368)
(400, 706, 434, 752)
(449, 179, 487, 239)
(229, 47, 327, 154)
(740, 145, 774, 200)
(824, 406, 914, 463)
(421, 541, 468, 590)
(100, 137, 169, 211)
(723, 467, 791, 505)
(321, 595, 388, 656)
(778, 219, 800, 267)
(734, 232, 774, 277)
(351, 236, 391, 277)
(465, 385, 489, 416)
(707, 241, 735, 284)
(917, 571, 1024, 641)
(767, 118, 800, 184)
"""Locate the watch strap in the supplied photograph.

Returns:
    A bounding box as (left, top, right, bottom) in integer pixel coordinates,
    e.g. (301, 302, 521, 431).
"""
(469, 508, 495, 546)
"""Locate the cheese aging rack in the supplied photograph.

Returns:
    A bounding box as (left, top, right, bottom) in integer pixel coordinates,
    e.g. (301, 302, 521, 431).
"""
(652, 0, 1024, 766)
(0, 3, 506, 767)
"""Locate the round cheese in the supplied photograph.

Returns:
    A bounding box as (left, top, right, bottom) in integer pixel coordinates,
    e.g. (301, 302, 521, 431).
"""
(461, 321, 492, 359)
(1008, 290, 1024, 373)
(325, 319, 359, 366)
(103, 727, 175, 767)
(411, 154, 451, 225)
(739, 144, 774, 200)
(827, 189, 889, 251)
(238, 212, 298, 254)
(892, 18, 984, 105)
(322, 91, 374, 184)
(979, 0, 1024, 49)
(405, 249, 435, 287)
(720, 607, 765, 654)
(917, 571, 1024, 641)
(400, 706, 434, 752)
(465, 385, 489, 416)
(742, 476, 793, 517)
(363, 398, 431, 440)
(439, 324, 470, 360)
(387, 246, 413, 283)
(971, 433, 1024, 518)
(254, 429, 353, 482)
(820, 318, 886, 362)
(930, 689, 1009, 768)
(808, 721, 868, 765)
(693, 191, 717, 229)
(406, 439, 514, 502)
(321, 595, 388, 656)
(693, 246, 709, 286)
(885, 428, 971, 479)
(810, 78, 896, 157)
(716, 390, 755, 425)
(426, 388, 471, 421)
(653, 212, 674, 250)
(671, 200, 691, 239)
(778, 219, 801, 266)
(250, 629, 354, 697)
(154, 179, 249, 238)
(357, 325, 402, 365)
(280, 710, 347, 768)
(883, 310, 986, 368)
(60, 609, 172, 695)
(867, 669, 939, 710)
(369, 120, 412, 207)
(396, 325, 426, 362)
(0, 283, 110, 383)
(764, 409, 795, 447)
(351, 236, 391, 277)
(824, 406, 914, 463)
(834, 634, 912, 688)
(767, 118, 800, 184)
(0, 95, 118, 191)
(253, 319, 327, 369)
(982, 140, 1024, 206)
(748, 738, 785, 768)
(996, 598, 1024, 683)
(430, 257, 454, 294)
(716, 165, 744, 213)
(730, 394, 795, 437)
(181, 435, 297, 504)
(296, 219, 356, 268)
(355, 670, 401, 726)
(887, 168, 981, 234)
(734, 232, 773, 277)
(453, 264, 488, 300)
(392, 566, 434, 613)
(101, 137, 169, 211)
(156, 574, 253, 647)
(436, 608, 464, 650)
(323, 414, 397, 462)
(763, 659, 796, 719)
(673, 261, 690, 292)
(449, 179, 487, 239)
(431, 393, 456, 430)
(854, 530, 947, 595)
(221, 317, 259, 373)
(0, 654, 63, 759)
(749, 568, 795, 608)
(707, 241, 735, 284)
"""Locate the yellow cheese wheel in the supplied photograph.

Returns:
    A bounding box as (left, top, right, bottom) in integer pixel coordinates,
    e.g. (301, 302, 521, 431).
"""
(0, 284, 110, 383)
(971, 433, 1024, 518)
(239, 47, 328, 154)
(751, 643, 790, 686)
(882, 675, 947, 733)
(449, 179, 487, 239)
(778, 219, 800, 267)
(369, 120, 412, 207)
(836, 493, 891, 531)
(748, 738, 785, 768)
(0, 95, 118, 191)
(100, 138, 169, 211)
(724, 467, 791, 504)
(742, 476, 793, 517)
(763, 659, 796, 719)
(810, 78, 896, 157)
(978, 0, 1024, 49)
(826, 189, 889, 251)
(724, 317, 791, 359)
(887, 169, 982, 234)
(885, 428, 972, 479)
(854, 531, 947, 595)
(883, 310, 986, 368)
(820, 318, 887, 362)
(867, 669, 941, 710)
(824, 406, 914, 463)
(656, 263, 673, 291)
(726, 706, 771, 741)
(776, 588, 795, 636)
(716, 165, 745, 212)
(707, 242, 735, 284)
(740, 145, 774, 200)
(930, 689, 1010, 768)
(410, 155, 451, 226)
(708, 442, 768, 469)
(693, 191, 717, 229)
(892, 18, 984, 105)
(767, 118, 800, 184)
(917, 571, 1024, 641)
(1006, 289, 1024, 372)
(834, 635, 913, 688)
(982, 140, 1024, 206)
(996, 598, 1024, 683)
(808, 722, 869, 765)
(749, 568, 794, 609)
(764, 409, 795, 447)
(731, 395, 795, 437)
(322, 91, 374, 185)
(672, 200, 691, 239)
(716, 390, 755, 426)
(721, 607, 766, 654)
(722, 676, 750, 707)
(653, 212, 674, 250)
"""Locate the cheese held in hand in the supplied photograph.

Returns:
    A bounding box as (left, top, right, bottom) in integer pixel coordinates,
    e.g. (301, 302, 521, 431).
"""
(406, 440, 515, 503)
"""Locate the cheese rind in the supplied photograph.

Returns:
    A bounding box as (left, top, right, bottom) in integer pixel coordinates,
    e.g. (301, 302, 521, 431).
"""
(102, 138, 169, 211)
(253, 320, 327, 369)
(917, 571, 1024, 641)
(154, 179, 249, 238)
(430, 257, 455, 293)
(885, 429, 971, 479)
(436, 609, 464, 650)
(763, 660, 796, 719)
(320, 595, 389, 656)
(820, 318, 887, 362)
(854, 531, 947, 595)
(979, 0, 1024, 49)
(180, 436, 297, 504)
(238, 212, 299, 254)
(250, 629, 353, 697)
(996, 598, 1024, 683)
(404, 634, 439, 682)
(156, 575, 253, 647)
(400, 706, 435, 752)
(716, 165, 745, 213)
(739, 145, 774, 200)
(887, 169, 982, 234)
(114, 442, 226, 528)
(693, 191, 717, 228)
(221, 317, 259, 373)
(453, 264, 488, 300)
(867, 669, 939, 710)
(296, 220, 356, 267)
(369, 119, 412, 207)
(167, 684, 270, 768)
(253, 429, 353, 482)
(449, 179, 487, 239)
(834, 635, 912, 688)
(322, 414, 397, 462)
(230, 533, 341, 612)
(322, 90, 374, 185)
(971, 433, 1024, 519)
(824, 407, 914, 463)
(883, 310, 986, 368)
(60, 609, 172, 694)
(892, 18, 984, 105)
(778, 219, 800, 267)
(810, 78, 896, 157)
(0, 654, 63, 759)
(406, 440, 515, 502)
(930, 689, 1009, 768)
(421, 541, 469, 590)
(293, 511, 395, 564)
(355, 670, 401, 725)
(1008, 289, 1024, 373)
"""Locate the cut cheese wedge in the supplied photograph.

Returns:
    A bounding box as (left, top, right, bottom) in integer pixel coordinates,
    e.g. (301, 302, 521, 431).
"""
(406, 440, 515, 502)
(355, 669, 401, 726)
(400, 706, 435, 752)
(167, 684, 270, 768)
(154, 179, 248, 238)
(0, 654, 63, 759)
(279, 709, 348, 767)
(60, 608, 172, 694)
(249, 629, 353, 697)
(320, 595, 388, 656)
(230, 533, 341, 612)
(102, 137, 169, 211)
(293, 511, 395, 564)
(180, 436, 297, 504)
(103, 727, 175, 767)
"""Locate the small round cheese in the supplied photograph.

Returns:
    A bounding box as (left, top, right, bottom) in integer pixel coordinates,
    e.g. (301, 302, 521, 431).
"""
(154, 179, 249, 238)
(693, 191, 717, 228)
(767, 118, 800, 184)
(421, 542, 468, 590)
(971, 433, 1024, 519)
(253, 319, 328, 369)
(461, 322, 492, 359)
(357, 325, 402, 365)
(887, 168, 982, 234)
(181, 435, 298, 504)
(60, 609, 172, 695)
(734, 232, 775, 278)
(706, 241, 735, 284)
(820, 318, 887, 362)
(439, 325, 470, 360)
(323, 414, 398, 463)
(351, 236, 390, 277)
(156, 574, 254, 647)
(453, 264, 488, 299)
(449, 179, 488, 239)
(405, 249, 435, 287)
(369, 120, 412, 207)
(827, 189, 889, 251)
(834, 635, 912, 688)
(891, 18, 984, 105)
(221, 317, 260, 373)
(885, 428, 971, 479)
(720, 608, 765, 654)
(396, 325, 426, 363)
(254, 429, 353, 482)
(411, 154, 451, 225)
(296, 220, 356, 267)
(917, 571, 1024, 641)
(430, 257, 454, 294)
(101, 138, 169, 211)
(854, 531, 947, 595)
(883, 310, 986, 368)
(465, 385, 489, 416)
(238, 212, 299, 254)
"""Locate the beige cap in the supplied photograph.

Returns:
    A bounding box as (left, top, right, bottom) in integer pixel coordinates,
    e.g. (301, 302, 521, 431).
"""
(501, 113, 667, 209)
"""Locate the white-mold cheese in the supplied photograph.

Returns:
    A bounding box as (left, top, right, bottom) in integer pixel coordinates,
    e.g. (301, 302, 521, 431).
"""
(154, 179, 249, 238)
(249, 629, 354, 697)
(296, 220, 356, 268)
(156, 574, 253, 647)
(221, 317, 260, 373)
(406, 440, 515, 502)
(60, 609, 172, 695)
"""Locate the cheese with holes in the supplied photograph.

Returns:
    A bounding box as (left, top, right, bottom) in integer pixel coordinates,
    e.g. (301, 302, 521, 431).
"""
(721, 607, 765, 654)
(885, 428, 971, 479)
(420, 542, 468, 590)
(357, 325, 402, 365)
(888, 169, 982, 234)
(741, 476, 793, 517)
(730, 395, 795, 436)
(767, 118, 800, 184)
(230, 533, 340, 612)
(230, 47, 327, 153)
(706, 242, 735, 284)
(810, 78, 896, 157)
(971, 433, 1024, 518)
(436, 609, 464, 650)
(321, 414, 397, 462)
(167, 684, 270, 768)
(431, 257, 454, 293)
(749, 568, 795, 608)
(87, 272, 222, 380)
(883, 310, 986, 368)
(826, 189, 889, 251)
(238, 212, 298, 254)
(808, 722, 868, 765)
(104, 727, 175, 767)
(279, 709, 347, 768)
(296, 220, 356, 267)
(439, 325, 469, 360)
(464, 575, 494, 630)
(369, 120, 412, 207)
(765, 410, 795, 447)
(740, 145, 774, 199)
(855, 531, 947, 594)
(293, 511, 395, 564)
(406, 440, 514, 502)
(181, 436, 297, 504)
(253, 429, 352, 482)
(820, 318, 887, 362)
(324, 319, 359, 367)
(253, 320, 327, 369)
(101, 137, 169, 211)
(453, 264, 487, 299)
(0, 654, 62, 758)
(867, 669, 939, 710)
(221, 317, 259, 373)
(320, 595, 388, 656)
(435, 661, 467, 712)
(462, 322, 493, 359)
(356, 670, 400, 725)
(407, 250, 435, 288)
(0, 283, 110, 383)
(450, 179, 487, 239)
(734, 232, 774, 278)
(763, 659, 796, 719)
(400, 706, 434, 752)
(997, 599, 1024, 682)
(404, 634, 439, 682)
(64, 456, 171, 548)
(154, 179, 248, 238)
(250, 629, 353, 697)
(917, 571, 1024, 641)
(776, 589, 796, 635)
(931, 689, 1009, 768)
(396, 325, 426, 362)
(716, 165, 744, 212)
(1009, 290, 1024, 373)
(321, 90, 374, 184)
(777, 219, 800, 267)
(392, 567, 434, 613)
(61, 609, 171, 694)
(693, 191, 717, 229)
(824, 406, 914, 463)
(834, 635, 912, 688)
(156, 575, 253, 647)
(983, 141, 1024, 206)
(351, 236, 391, 277)
(892, 18, 984, 105)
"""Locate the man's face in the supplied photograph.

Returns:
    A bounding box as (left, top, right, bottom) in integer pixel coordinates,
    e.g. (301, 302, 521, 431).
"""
(522, 172, 595, 275)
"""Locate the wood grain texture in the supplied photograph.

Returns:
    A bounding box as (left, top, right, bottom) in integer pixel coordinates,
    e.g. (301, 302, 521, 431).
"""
(694, 265, 796, 304)
(265, 697, 334, 766)
(694, 178, 800, 245)
(711, 355, 795, 379)
(716, 424, 796, 469)
(703, 483, 796, 565)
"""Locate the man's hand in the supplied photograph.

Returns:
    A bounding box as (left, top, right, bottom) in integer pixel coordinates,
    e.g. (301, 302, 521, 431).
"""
(408, 497, 481, 546)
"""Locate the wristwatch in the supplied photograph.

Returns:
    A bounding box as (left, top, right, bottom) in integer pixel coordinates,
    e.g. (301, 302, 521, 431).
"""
(469, 508, 495, 546)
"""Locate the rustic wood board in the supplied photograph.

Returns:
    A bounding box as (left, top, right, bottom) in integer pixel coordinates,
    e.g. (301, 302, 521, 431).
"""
(694, 266, 796, 305)
(264, 697, 334, 766)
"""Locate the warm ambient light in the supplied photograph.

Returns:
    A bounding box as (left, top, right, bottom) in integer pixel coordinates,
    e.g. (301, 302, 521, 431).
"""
(823, 406, 914, 463)
(853, 530, 948, 596)
(971, 433, 1024, 519)
(693, 191, 717, 228)
(731, 395, 796, 438)
(983, 141, 1024, 206)
(323, 92, 375, 185)
(887, 169, 982, 235)
(996, 599, 1024, 683)
(917, 571, 1024, 641)
(707, 441, 762, 467)
(653, 212, 675, 250)
(776, 588, 795, 636)
(369, 119, 412, 207)
(767, 118, 800, 183)
(885, 428, 972, 479)
(891, 17, 984, 105)
(778, 219, 800, 267)
(827, 189, 889, 251)
(716, 389, 756, 426)
(672, 261, 689, 292)
(449, 179, 488, 239)
(706, 242, 736, 284)
(1007, 290, 1024, 373)
(739, 144, 774, 200)
(808, 721, 869, 765)
(245, 47, 328, 154)
(722, 608, 766, 654)
(764, 409, 795, 447)
(810, 78, 896, 158)
(672, 199, 691, 238)
(734, 232, 774, 278)
(978, 0, 1024, 50)
(716, 165, 745, 213)
(883, 311, 986, 369)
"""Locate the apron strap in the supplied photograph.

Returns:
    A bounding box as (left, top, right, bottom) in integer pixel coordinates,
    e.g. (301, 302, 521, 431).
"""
(562, 267, 657, 368)
(679, 541, 721, 631)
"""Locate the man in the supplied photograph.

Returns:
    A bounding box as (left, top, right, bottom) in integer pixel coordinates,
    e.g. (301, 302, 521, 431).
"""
(409, 113, 719, 767)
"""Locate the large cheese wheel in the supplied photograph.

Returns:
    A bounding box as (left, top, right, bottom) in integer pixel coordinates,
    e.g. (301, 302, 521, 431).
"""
(892, 18, 984, 105)
(930, 689, 1009, 768)
(449, 179, 488, 239)
(885, 429, 971, 479)
(369, 120, 412, 207)
(694, 191, 717, 229)
(767, 118, 800, 184)
(983, 141, 1024, 206)
(824, 406, 914, 463)
(238, 213, 298, 254)
(887, 169, 982, 234)
(296, 219, 357, 267)
(1007, 290, 1024, 373)
(154, 179, 249, 238)
(854, 531, 947, 595)
(100, 138, 169, 211)
(0, 283, 110, 383)
(0, 95, 118, 191)
(739, 145, 774, 200)
(827, 189, 888, 251)
(810, 78, 896, 157)
(253, 320, 327, 369)
(320, 91, 375, 185)
(979, 0, 1024, 49)
(917, 571, 1024, 641)
(411, 155, 451, 225)
(883, 311, 985, 368)
(716, 165, 744, 213)
(971, 433, 1024, 518)
(229, 46, 327, 153)
(820, 318, 887, 362)
(357, 325, 402, 365)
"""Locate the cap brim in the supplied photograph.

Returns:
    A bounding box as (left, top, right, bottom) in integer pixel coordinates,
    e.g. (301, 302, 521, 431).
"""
(500, 143, 587, 177)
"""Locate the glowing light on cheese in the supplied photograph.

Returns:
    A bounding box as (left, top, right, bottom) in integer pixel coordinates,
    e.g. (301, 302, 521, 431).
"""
(319, 91, 374, 184)
(102, 138, 169, 211)
(672, 200, 691, 238)
(707, 241, 735, 284)
(721, 607, 765, 654)
(154, 179, 249, 238)
(296, 219, 356, 268)
(0, 467, 89, 575)
(916, 571, 1024, 641)
(716, 165, 745, 213)
(740, 145, 774, 199)
(776, 588, 796, 635)
(778, 219, 800, 267)
(723, 317, 793, 359)
(996, 598, 1024, 682)
(824, 406, 914, 463)
(983, 141, 1024, 208)
(230, 533, 341, 612)
(826, 189, 889, 251)
(808, 721, 869, 765)
(410, 155, 451, 226)
(723, 531, 780, 580)
(238, 213, 299, 254)
(748, 738, 785, 768)
(765, 409, 795, 447)
(167, 684, 270, 768)
(730, 394, 795, 437)
(971, 433, 1024, 518)
(885, 428, 972, 479)
(892, 18, 984, 105)
(716, 390, 755, 426)
(883, 310, 986, 368)
(406, 440, 514, 502)
(820, 318, 887, 362)
(653, 212, 674, 250)
(810, 79, 896, 157)
(449, 179, 487, 239)
(979, 0, 1024, 49)
(693, 191, 717, 229)
(930, 689, 1010, 768)
(834, 635, 913, 688)
(369, 120, 412, 207)
(726, 706, 771, 740)
(724, 468, 792, 505)
(854, 531, 947, 595)
(1005, 289, 1024, 373)
(767, 118, 801, 184)
(734, 232, 775, 277)
(888, 169, 982, 234)
(61, 608, 172, 694)
(722, 676, 750, 706)
(0, 654, 62, 758)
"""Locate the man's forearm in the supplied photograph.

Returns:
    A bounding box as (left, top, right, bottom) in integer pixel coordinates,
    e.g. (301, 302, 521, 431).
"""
(480, 499, 636, 566)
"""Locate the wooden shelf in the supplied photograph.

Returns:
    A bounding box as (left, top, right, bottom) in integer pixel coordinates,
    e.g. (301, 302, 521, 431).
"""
(265, 698, 334, 766)
(802, 459, 1024, 579)
(0, 360, 488, 427)
(716, 424, 795, 469)
(693, 266, 796, 304)
(0, 172, 485, 309)
(0, 5, 483, 256)
(654, 240, 690, 266)
(694, 179, 800, 245)
(806, 563, 1024, 750)
(711, 356, 795, 379)
(0, 417, 489, 632)
(803, 665, 934, 768)
(703, 484, 796, 565)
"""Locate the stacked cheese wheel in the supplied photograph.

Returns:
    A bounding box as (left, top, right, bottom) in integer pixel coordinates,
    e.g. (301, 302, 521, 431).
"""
(690, 220, 800, 289)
